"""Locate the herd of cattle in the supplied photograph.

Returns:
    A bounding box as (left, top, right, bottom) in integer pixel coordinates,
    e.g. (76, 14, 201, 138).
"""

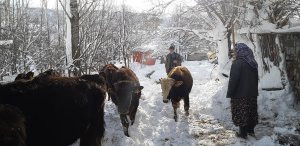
(0, 65, 193, 146)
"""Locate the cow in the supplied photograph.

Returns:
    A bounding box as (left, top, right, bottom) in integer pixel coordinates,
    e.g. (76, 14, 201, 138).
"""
(0, 104, 26, 146)
(15, 69, 61, 82)
(101, 64, 119, 101)
(108, 66, 143, 137)
(35, 69, 61, 79)
(0, 75, 106, 146)
(159, 66, 193, 122)
(15, 71, 34, 81)
(79, 74, 107, 93)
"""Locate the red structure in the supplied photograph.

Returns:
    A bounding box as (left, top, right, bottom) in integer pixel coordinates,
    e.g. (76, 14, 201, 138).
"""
(132, 49, 156, 65)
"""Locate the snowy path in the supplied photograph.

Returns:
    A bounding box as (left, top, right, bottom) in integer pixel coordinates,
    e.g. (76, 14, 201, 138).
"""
(2, 61, 299, 145)
(69, 61, 299, 146)
(101, 61, 244, 146)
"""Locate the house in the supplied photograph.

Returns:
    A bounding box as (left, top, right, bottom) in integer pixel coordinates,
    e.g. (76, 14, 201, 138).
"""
(250, 20, 300, 101)
(187, 52, 207, 61)
(132, 47, 156, 65)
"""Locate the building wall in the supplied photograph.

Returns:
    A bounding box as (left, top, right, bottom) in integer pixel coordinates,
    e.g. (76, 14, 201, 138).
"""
(187, 53, 207, 61)
(132, 51, 156, 65)
(281, 34, 300, 101)
(258, 33, 300, 101)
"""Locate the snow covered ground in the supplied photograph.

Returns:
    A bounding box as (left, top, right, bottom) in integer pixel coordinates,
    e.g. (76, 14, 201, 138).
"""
(2, 60, 299, 146)
(96, 60, 300, 146)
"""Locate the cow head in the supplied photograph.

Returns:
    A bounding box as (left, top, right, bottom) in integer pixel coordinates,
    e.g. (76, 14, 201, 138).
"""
(101, 64, 118, 86)
(109, 81, 143, 114)
(80, 74, 107, 90)
(159, 78, 183, 103)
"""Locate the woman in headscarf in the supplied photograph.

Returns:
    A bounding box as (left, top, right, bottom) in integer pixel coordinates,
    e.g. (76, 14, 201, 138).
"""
(226, 43, 259, 139)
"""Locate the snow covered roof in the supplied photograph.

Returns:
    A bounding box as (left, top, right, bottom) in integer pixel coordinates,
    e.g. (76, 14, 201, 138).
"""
(133, 44, 160, 52)
(132, 47, 153, 52)
(0, 40, 13, 46)
(250, 20, 300, 34)
(251, 26, 300, 34)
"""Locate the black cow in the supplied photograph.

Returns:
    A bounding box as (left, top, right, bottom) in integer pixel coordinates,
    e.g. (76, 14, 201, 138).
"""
(108, 67, 143, 137)
(15, 71, 34, 81)
(159, 66, 193, 122)
(0, 75, 106, 146)
(0, 104, 26, 146)
(35, 69, 61, 79)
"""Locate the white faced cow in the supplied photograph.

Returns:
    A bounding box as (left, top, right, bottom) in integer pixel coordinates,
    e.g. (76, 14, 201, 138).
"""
(160, 66, 193, 121)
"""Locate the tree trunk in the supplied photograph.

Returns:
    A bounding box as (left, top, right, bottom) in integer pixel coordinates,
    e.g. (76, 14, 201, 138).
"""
(56, 0, 61, 48)
(70, 0, 81, 76)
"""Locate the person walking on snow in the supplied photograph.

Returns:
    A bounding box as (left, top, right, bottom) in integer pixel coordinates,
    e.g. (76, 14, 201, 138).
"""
(165, 44, 182, 74)
(226, 43, 259, 139)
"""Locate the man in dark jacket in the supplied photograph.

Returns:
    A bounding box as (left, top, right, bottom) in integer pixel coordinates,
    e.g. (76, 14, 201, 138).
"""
(226, 43, 259, 139)
(165, 45, 182, 74)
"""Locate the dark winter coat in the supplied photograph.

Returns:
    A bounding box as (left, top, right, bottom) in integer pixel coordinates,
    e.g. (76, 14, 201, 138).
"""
(165, 52, 182, 74)
(226, 59, 259, 99)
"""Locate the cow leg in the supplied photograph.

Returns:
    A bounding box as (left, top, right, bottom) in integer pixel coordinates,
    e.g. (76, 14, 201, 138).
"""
(120, 114, 130, 137)
(80, 124, 99, 146)
(172, 101, 179, 122)
(107, 93, 111, 101)
(184, 95, 190, 116)
(111, 95, 118, 105)
(129, 95, 140, 125)
(129, 106, 138, 125)
(81, 93, 105, 146)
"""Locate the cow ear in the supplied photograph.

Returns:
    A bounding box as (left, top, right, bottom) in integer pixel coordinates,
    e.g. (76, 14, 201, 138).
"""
(133, 86, 143, 93)
(138, 86, 144, 91)
(174, 81, 183, 87)
(26, 71, 34, 78)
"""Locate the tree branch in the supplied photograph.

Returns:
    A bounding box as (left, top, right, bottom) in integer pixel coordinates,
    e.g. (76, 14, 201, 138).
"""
(58, 0, 72, 19)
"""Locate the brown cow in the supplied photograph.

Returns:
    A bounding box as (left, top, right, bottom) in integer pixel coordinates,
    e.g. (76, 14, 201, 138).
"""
(0, 104, 26, 146)
(0, 76, 106, 146)
(108, 66, 143, 137)
(160, 66, 193, 122)
(101, 64, 119, 101)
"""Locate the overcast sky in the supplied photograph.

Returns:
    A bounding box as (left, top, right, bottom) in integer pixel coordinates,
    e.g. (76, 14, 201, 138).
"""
(29, 0, 151, 12)
(29, 0, 196, 13)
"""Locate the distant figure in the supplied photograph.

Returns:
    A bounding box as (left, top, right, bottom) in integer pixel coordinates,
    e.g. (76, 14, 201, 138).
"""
(160, 56, 165, 64)
(165, 45, 182, 74)
(226, 43, 259, 139)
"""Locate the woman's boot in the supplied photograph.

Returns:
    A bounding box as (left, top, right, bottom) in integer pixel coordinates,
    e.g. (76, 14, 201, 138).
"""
(236, 126, 247, 139)
(247, 124, 255, 137)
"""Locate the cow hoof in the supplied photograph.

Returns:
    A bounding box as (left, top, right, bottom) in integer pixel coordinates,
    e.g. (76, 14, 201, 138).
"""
(131, 121, 134, 125)
(124, 131, 130, 137)
(185, 111, 189, 116)
(174, 116, 178, 122)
